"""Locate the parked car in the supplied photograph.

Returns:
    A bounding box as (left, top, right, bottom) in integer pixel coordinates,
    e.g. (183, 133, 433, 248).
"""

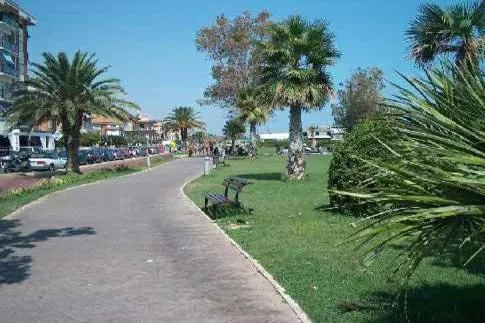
(112, 148, 125, 160)
(29, 152, 66, 171)
(97, 149, 115, 162)
(87, 150, 103, 164)
(119, 147, 132, 159)
(77, 150, 89, 165)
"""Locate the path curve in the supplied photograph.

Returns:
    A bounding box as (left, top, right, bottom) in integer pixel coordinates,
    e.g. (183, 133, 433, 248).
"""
(0, 158, 300, 322)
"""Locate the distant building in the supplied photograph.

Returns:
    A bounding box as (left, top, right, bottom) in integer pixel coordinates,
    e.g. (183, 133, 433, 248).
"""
(259, 132, 289, 141)
(303, 125, 345, 142)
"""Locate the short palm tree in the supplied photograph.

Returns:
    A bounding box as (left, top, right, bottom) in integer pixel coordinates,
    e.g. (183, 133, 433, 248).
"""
(334, 61, 485, 281)
(164, 106, 206, 150)
(406, 1, 484, 65)
(258, 16, 340, 180)
(308, 125, 319, 148)
(9, 51, 138, 173)
(222, 118, 246, 152)
(235, 87, 270, 157)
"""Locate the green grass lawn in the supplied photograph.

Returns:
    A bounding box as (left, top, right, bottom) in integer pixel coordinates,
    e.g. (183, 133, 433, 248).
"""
(185, 155, 485, 322)
(1, 156, 172, 220)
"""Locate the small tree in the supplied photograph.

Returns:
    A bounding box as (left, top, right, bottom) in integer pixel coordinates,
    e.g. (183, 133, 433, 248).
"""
(164, 107, 206, 150)
(331, 67, 385, 130)
(9, 51, 139, 173)
(222, 118, 246, 152)
(235, 87, 270, 157)
(308, 125, 318, 148)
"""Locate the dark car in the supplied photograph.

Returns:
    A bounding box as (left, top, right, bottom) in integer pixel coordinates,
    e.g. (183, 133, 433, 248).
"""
(77, 150, 89, 165)
(120, 148, 132, 159)
(112, 148, 125, 160)
(138, 147, 148, 157)
(87, 150, 103, 164)
(98, 149, 115, 162)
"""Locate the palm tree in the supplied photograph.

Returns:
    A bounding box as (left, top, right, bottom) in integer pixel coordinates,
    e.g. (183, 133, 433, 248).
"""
(406, 1, 484, 65)
(258, 16, 340, 180)
(333, 61, 485, 281)
(308, 125, 318, 149)
(235, 87, 270, 157)
(9, 51, 138, 173)
(164, 107, 206, 150)
(222, 118, 246, 152)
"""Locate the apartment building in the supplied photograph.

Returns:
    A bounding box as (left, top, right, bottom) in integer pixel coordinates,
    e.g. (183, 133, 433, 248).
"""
(0, 0, 36, 149)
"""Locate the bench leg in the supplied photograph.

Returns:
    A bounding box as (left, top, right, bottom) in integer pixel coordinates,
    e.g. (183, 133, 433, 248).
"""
(204, 197, 209, 211)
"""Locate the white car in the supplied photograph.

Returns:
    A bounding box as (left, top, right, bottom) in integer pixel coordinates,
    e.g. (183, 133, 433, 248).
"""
(29, 152, 67, 171)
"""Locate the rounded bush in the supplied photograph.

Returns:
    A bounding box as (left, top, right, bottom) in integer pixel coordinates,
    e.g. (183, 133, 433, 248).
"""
(328, 119, 396, 216)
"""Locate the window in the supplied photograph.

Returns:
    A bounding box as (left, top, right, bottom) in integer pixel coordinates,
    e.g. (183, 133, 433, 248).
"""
(316, 131, 320, 136)
(0, 81, 11, 99)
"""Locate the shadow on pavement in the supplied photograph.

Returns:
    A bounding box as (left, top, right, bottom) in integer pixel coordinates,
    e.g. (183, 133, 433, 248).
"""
(0, 219, 95, 285)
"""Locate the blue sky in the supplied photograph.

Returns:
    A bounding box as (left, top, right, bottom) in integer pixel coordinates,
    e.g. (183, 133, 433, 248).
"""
(21, 0, 453, 134)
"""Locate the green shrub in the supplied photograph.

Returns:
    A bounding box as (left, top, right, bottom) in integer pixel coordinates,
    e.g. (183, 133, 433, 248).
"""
(328, 119, 396, 216)
(332, 60, 485, 280)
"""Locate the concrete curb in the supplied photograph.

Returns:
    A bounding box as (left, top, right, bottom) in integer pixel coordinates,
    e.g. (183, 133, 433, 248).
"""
(180, 175, 312, 323)
(3, 159, 175, 221)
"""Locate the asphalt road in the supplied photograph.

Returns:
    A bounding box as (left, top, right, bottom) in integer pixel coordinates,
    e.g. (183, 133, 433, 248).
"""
(0, 158, 299, 322)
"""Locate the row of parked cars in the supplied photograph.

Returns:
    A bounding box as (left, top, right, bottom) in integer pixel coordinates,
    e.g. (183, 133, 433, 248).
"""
(74, 146, 162, 165)
(0, 146, 164, 173)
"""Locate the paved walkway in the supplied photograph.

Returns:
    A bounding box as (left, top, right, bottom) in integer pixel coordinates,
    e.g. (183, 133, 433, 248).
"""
(0, 158, 300, 322)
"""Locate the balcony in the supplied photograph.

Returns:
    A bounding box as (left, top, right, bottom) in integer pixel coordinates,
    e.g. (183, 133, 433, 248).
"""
(0, 64, 18, 77)
(0, 14, 19, 30)
(0, 39, 17, 53)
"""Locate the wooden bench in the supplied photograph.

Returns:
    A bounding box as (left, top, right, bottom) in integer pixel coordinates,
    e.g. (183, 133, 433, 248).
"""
(204, 177, 253, 216)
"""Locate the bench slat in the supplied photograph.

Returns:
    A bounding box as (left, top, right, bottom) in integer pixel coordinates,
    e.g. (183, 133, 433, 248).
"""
(205, 193, 227, 205)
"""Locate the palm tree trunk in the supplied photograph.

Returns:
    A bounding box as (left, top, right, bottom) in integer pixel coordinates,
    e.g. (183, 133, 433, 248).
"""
(181, 128, 188, 151)
(287, 105, 305, 180)
(249, 121, 257, 158)
(66, 132, 81, 174)
(231, 138, 236, 153)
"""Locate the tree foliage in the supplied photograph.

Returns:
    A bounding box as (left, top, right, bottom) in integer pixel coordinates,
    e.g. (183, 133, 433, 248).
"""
(333, 61, 485, 281)
(164, 106, 206, 148)
(406, 1, 484, 65)
(9, 51, 138, 173)
(328, 119, 397, 217)
(257, 16, 340, 180)
(235, 87, 270, 157)
(222, 118, 246, 147)
(196, 11, 271, 109)
(331, 67, 385, 130)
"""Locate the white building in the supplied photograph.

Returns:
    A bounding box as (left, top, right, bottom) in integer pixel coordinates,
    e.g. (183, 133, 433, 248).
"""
(303, 125, 345, 141)
(259, 132, 289, 141)
(0, 0, 37, 151)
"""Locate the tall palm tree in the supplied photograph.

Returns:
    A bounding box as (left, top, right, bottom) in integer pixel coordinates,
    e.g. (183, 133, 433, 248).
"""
(406, 1, 484, 65)
(258, 16, 340, 180)
(235, 87, 270, 157)
(222, 118, 246, 152)
(164, 106, 206, 150)
(9, 51, 138, 173)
